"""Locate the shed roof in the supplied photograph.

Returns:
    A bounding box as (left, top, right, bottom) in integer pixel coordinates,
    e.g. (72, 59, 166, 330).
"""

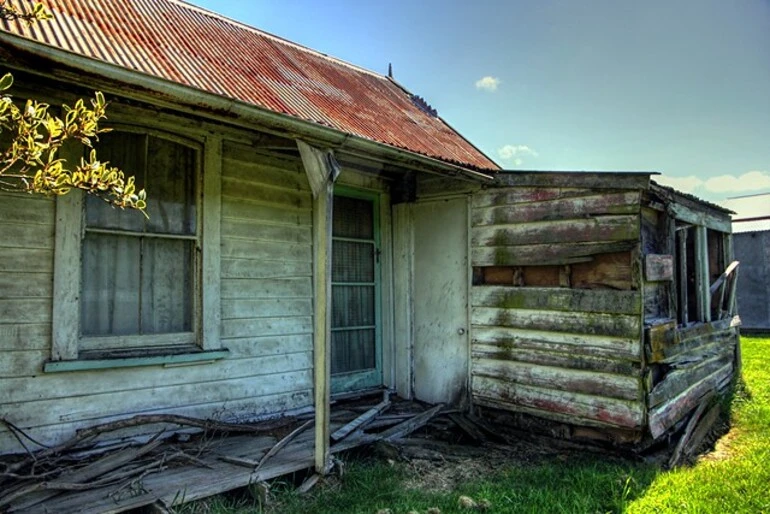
(0, 0, 498, 171)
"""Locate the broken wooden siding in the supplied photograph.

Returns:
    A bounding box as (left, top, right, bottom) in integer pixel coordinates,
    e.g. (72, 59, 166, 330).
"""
(470, 184, 646, 431)
(641, 187, 739, 438)
(0, 96, 315, 453)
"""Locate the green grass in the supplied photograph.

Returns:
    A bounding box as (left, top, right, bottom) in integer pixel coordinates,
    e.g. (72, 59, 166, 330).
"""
(185, 336, 770, 514)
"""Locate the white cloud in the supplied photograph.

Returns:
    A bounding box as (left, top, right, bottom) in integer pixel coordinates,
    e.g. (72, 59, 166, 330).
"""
(475, 76, 501, 92)
(655, 175, 704, 194)
(497, 144, 539, 162)
(656, 170, 770, 198)
(704, 171, 770, 194)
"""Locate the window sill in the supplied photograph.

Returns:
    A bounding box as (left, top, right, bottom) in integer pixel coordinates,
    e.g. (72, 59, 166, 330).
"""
(44, 349, 229, 373)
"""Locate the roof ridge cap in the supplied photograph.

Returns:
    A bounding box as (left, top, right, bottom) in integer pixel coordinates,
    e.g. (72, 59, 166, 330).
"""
(169, 0, 388, 80)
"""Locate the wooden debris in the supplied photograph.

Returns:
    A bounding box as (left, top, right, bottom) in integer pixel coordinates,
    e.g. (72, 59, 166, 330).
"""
(331, 399, 391, 442)
(683, 404, 721, 458)
(254, 419, 313, 473)
(379, 404, 444, 441)
(668, 395, 713, 468)
(297, 473, 321, 494)
(447, 413, 486, 443)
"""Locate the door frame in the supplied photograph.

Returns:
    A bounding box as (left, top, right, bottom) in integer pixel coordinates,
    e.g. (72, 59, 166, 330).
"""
(330, 186, 383, 394)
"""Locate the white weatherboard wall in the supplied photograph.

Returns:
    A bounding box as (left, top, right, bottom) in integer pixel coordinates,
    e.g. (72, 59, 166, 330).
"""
(0, 131, 316, 453)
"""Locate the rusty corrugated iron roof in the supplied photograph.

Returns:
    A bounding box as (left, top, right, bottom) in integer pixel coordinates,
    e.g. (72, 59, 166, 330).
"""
(0, 0, 499, 171)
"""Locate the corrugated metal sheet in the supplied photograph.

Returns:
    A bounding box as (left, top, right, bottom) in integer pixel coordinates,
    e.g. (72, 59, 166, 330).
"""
(0, 0, 498, 171)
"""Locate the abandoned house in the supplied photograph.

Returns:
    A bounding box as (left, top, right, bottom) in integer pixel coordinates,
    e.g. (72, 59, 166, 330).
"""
(0, 0, 741, 509)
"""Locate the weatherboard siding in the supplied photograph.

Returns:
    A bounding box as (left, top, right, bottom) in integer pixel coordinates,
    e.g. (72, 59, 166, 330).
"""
(470, 186, 646, 431)
(0, 135, 315, 454)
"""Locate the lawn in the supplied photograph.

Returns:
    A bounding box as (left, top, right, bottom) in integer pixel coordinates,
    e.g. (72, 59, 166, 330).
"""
(184, 336, 770, 514)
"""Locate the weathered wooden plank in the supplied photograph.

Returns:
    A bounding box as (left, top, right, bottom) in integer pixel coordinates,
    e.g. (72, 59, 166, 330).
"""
(221, 219, 311, 244)
(571, 251, 634, 290)
(416, 174, 479, 199)
(221, 278, 312, 299)
(0, 247, 54, 273)
(3, 369, 313, 428)
(2, 353, 313, 405)
(473, 358, 642, 401)
(646, 317, 740, 363)
(221, 298, 312, 320)
(222, 158, 309, 192)
(472, 375, 644, 429)
(649, 354, 733, 408)
(0, 298, 52, 324)
(677, 316, 740, 343)
(695, 226, 711, 322)
(223, 141, 302, 173)
(221, 258, 311, 280)
(331, 399, 390, 442)
(472, 326, 641, 361)
(472, 191, 640, 226)
(380, 404, 444, 441)
(221, 238, 310, 262)
(492, 172, 651, 190)
(0, 272, 52, 298)
(668, 202, 731, 233)
(222, 334, 312, 358)
(221, 316, 313, 338)
(645, 254, 674, 281)
(668, 393, 714, 468)
(472, 187, 579, 208)
(202, 135, 223, 352)
(221, 196, 312, 225)
(648, 363, 733, 438)
(472, 307, 641, 339)
(472, 215, 639, 247)
(0, 349, 47, 377)
(471, 344, 639, 375)
(222, 177, 311, 209)
(0, 323, 51, 351)
(0, 390, 313, 454)
(472, 286, 641, 315)
(472, 240, 637, 266)
(0, 222, 54, 249)
(0, 193, 54, 225)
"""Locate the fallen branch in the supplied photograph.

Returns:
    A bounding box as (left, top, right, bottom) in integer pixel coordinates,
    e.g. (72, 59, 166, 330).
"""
(255, 420, 313, 473)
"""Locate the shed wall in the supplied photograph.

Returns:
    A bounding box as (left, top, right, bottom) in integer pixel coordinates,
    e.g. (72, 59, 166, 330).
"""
(470, 186, 646, 431)
(734, 231, 770, 330)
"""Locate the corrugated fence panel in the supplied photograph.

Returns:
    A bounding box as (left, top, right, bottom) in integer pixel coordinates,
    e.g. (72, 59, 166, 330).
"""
(470, 186, 646, 430)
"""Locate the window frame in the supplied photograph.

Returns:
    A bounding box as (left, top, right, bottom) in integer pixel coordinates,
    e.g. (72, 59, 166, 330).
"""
(51, 127, 223, 364)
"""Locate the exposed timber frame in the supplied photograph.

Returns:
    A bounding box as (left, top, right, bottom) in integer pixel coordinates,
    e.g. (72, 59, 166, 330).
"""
(298, 140, 340, 473)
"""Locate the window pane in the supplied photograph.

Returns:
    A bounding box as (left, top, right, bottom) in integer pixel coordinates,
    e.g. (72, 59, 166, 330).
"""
(81, 234, 141, 336)
(141, 239, 193, 333)
(333, 196, 373, 239)
(85, 132, 146, 232)
(331, 329, 376, 374)
(146, 137, 196, 235)
(332, 241, 374, 282)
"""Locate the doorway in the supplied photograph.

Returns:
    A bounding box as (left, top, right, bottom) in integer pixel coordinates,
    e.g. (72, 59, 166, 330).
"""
(330, 189, 382, 393)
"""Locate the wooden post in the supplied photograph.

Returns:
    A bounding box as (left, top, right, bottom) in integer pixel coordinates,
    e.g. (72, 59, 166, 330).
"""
(677, 229, 688, 325)
(695, 226, 710, 322)
(298, 140, 339, 474)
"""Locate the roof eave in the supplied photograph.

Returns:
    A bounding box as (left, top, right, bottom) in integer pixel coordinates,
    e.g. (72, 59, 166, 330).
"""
(0, 30, 495, 183)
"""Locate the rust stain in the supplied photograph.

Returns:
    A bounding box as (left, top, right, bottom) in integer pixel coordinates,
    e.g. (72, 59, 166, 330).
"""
(0, 0, 499, 171)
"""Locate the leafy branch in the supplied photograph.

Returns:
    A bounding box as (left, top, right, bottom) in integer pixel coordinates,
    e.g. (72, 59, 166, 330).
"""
(0, 0, 146, 212)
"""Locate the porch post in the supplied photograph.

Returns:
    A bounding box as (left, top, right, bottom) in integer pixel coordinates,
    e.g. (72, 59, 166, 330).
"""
(298, 141, 339, 473)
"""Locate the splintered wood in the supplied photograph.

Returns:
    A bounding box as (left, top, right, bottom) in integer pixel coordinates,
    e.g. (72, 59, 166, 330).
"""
(0, 399, 444, 513)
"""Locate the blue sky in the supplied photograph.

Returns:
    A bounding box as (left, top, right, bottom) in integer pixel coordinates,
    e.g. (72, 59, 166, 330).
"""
(189, 0, 770, 203)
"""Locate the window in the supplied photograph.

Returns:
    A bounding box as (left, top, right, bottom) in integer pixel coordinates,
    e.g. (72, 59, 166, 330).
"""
(51, 129, 222, 365)
(80, 133, 198, 352)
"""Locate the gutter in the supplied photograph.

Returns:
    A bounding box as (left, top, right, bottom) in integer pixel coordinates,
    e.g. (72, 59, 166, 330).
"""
(0, 31, 494, 183)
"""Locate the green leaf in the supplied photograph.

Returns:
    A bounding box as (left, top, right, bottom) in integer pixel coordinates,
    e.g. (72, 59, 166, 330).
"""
(0, 73, 13, 92)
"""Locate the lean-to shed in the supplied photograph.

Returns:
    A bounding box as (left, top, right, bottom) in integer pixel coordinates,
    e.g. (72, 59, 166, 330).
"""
(468, 173, 740, 443)
(0, 0, 740, 477)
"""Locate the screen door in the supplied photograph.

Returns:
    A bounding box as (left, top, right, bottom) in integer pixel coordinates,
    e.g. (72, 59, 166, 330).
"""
(330, 191, 381, 393)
